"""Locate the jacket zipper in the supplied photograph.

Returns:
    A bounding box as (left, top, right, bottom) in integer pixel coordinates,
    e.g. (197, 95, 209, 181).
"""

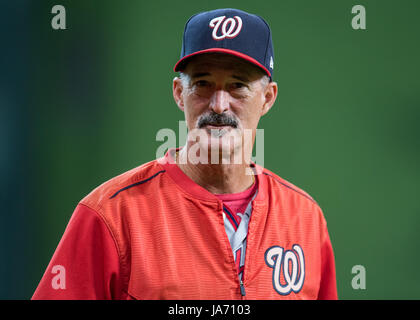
(219, 203, 248, 299)
(240, 279, 246, 296)
(238, 192, 258, 299)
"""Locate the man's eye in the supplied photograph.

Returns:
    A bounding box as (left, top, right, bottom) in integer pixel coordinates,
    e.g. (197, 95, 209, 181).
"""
(231, 82, 246, 89)
(195, 80, 209, 87)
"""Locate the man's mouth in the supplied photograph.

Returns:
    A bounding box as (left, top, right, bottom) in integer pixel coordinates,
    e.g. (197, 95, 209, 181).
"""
(202, 124, 235, 138)
(201, 120, 238, 128)
(204, 124, 232, 128)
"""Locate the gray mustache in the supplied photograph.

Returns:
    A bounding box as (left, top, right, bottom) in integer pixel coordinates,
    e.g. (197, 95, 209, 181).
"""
(198, 113, 238, 128)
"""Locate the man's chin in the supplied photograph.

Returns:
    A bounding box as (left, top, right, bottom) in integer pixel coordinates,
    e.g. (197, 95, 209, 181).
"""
(206, 131, 242, 150)
(206, 142, 243, 165)
(183, 140, 245, 165)
(186, 127, 245, 164)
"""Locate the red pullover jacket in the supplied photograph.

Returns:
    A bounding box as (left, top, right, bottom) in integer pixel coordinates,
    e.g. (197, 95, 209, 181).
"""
(32, 148, 337, 300)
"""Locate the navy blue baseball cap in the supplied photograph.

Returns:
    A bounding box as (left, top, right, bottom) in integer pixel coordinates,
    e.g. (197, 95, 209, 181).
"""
(174, 8, 275, 79)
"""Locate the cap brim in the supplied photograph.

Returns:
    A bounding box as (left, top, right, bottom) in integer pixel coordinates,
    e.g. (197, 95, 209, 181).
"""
(173, 48, 272, 78)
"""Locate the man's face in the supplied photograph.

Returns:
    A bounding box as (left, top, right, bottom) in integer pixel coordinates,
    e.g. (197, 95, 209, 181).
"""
(173, 53, 277, 163)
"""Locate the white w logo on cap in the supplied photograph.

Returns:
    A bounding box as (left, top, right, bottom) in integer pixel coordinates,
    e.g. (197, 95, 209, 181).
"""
(209, 15, 243, 40)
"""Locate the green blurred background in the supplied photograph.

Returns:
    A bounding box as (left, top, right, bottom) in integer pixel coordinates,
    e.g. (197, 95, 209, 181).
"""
(1, 0, 419, 299)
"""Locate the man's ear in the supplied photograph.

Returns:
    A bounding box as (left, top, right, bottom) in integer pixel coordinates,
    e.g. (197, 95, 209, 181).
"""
(260, 81, 278, 117)
(173, 77, 185, 111)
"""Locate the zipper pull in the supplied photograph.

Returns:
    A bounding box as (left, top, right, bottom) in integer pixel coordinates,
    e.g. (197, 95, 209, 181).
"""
(240, 280, 246, 296)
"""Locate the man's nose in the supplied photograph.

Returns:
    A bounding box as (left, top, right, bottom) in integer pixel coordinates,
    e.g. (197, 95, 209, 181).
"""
(209, 89, 230, 114)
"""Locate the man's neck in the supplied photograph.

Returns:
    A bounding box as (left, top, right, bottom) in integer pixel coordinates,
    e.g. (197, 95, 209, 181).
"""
(176, 147, 255, 194)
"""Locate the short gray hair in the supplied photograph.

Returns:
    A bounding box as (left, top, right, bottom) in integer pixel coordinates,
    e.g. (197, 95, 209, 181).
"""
(179, 72, 191, 88)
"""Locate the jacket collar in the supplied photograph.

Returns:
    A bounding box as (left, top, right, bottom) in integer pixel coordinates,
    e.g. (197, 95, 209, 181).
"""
(159, 148, 267, 205)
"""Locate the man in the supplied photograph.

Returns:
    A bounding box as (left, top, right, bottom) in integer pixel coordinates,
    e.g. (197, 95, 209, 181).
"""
(32, 8, 337, 300)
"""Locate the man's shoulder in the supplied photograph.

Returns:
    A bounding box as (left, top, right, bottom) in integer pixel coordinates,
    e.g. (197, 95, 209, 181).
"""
(261, 167, 319, 208)
(79, 158, 166, 213)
